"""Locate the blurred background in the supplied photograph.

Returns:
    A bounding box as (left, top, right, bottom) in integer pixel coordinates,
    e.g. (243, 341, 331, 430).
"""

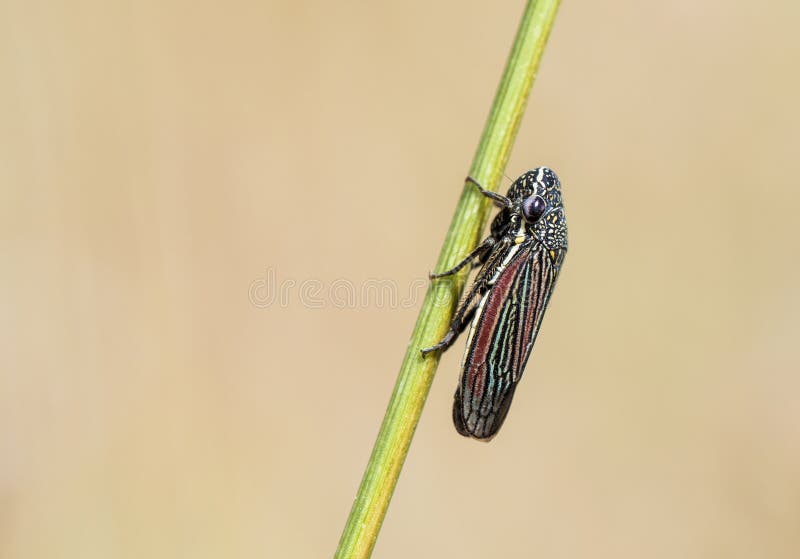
(2, 1, 800, 557)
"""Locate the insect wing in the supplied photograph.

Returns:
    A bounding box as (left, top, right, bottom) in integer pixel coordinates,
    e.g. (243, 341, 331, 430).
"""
(454, 243, 562, 439)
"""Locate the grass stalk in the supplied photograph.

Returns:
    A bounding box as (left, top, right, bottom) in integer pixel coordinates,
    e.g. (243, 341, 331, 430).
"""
(335, 1, 561, 557)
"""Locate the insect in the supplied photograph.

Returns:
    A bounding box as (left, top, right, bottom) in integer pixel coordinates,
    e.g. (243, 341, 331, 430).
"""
(422, 167, 568, 440)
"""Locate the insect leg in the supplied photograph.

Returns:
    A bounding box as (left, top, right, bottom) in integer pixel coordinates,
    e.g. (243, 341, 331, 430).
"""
(421, 238, 511, 356)
(429, 237, 496, 279)
(420, 294, 480, 356)
(466, 176, 512, 208)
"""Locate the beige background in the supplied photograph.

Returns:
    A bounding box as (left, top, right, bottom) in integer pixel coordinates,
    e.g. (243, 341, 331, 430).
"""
(2, 1, 800, 558)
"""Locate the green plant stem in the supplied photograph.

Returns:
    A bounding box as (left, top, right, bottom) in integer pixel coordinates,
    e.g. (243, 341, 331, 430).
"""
(334, 1, 560, 557)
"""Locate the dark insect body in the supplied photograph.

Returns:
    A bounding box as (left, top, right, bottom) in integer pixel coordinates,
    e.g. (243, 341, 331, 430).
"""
(422, 167, 568, 440)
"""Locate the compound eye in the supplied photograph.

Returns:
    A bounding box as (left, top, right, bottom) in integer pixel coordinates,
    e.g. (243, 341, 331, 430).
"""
(522, 195, 547, 223)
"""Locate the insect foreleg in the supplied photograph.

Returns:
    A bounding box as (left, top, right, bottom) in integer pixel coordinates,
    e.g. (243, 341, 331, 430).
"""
(466, 176, 512, 208)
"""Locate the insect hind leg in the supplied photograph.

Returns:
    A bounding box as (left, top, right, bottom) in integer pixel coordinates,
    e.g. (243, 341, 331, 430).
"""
(422, 236, 512, 357)
(421, 304, 478, 356)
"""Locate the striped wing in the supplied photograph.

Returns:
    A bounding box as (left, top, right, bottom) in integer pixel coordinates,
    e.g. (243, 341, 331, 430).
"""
(454, 243, 563, 439)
